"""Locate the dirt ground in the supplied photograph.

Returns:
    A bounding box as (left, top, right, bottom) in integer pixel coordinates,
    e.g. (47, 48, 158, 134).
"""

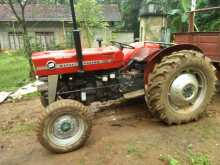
(0, 94, 220, 165)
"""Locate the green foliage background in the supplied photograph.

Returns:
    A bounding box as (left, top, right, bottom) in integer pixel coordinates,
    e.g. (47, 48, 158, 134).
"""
(2, 0, 219, 39)
(0, 51, 29, 91)
(31, 0, 220, 36)
(98, 0, 220, 35)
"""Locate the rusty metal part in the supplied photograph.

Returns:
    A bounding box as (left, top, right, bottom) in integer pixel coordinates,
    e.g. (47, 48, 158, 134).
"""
(174, 32, 220, 62)
(188, 12, 195, 32)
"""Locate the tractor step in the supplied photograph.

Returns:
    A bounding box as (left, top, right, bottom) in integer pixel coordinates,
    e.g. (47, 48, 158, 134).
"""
(123, 89, 145, 99)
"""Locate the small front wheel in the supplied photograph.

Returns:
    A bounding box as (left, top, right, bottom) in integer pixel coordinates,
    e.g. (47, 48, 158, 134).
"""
(37, 100, 92, 153)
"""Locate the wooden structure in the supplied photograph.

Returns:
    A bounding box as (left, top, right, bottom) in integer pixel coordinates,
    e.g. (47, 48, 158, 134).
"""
(188, 6, 220, 32)
(174, 32, 220, 62)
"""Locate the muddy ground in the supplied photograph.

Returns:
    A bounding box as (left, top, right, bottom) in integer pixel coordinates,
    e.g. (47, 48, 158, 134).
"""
(0, 94, 220, 165)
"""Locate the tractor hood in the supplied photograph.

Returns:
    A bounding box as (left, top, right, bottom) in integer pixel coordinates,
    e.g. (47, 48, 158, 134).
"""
(32, 49, 77, 59)
(32, 47, 124, 76)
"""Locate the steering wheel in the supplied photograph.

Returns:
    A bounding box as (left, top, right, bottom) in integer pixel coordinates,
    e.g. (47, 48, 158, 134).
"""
(110, 41, 135, 49)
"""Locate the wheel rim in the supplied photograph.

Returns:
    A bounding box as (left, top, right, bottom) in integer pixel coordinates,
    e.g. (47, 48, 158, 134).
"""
(47, 113, 85, 147)
(168, 68, 207, 114)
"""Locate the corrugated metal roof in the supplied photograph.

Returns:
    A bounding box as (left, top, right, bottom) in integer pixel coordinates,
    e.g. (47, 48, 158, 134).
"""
(0, 4, 121, 22)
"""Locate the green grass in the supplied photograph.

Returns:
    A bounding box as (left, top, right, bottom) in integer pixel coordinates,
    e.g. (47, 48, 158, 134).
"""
(160, 146, 211, 165)
(187, 145, 211, 165)
(188, 153, 211, 165)
(126, 143, 144, 158)
(22, 91, 40, 99)
(159, 155, 181, 165)
(0, 122, 36, 136)
(0, 51, 30, 91)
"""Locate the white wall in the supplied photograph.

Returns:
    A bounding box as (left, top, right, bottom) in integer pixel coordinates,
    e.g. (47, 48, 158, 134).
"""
(0, 23, 10, 49)
(0, 22, 66, 50)
(112, 32, 134, 44)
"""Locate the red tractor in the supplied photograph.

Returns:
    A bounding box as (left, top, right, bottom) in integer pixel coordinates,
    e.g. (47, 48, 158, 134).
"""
(32, 1, 216, 153)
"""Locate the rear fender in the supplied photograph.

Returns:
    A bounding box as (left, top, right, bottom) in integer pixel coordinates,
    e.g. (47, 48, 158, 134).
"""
(147, 44, 203, 63)
(144, 44, 203, 84)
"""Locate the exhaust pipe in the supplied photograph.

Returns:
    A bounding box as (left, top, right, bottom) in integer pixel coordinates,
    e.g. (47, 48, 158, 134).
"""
(69, 0, 83, 71)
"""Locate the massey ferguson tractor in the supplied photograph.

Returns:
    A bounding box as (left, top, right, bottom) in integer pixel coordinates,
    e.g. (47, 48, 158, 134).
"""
(32, 1, 217, 153)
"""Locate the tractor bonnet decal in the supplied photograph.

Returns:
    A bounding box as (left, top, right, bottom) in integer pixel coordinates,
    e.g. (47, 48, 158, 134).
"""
(36, 59, 113, 71)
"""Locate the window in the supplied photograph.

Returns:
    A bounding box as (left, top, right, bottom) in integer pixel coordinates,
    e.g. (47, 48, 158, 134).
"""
(8, 32, 24, 50)
(35, 32, 55, 50)
(148, 4, 156, 13)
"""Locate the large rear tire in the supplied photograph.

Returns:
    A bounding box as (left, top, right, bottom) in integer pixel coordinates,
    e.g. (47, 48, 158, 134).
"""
(37, 99, 92, 153)
(146, 50, 216, 124)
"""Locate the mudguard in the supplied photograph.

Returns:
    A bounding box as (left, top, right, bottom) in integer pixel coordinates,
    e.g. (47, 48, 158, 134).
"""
(144, 44, 203, 84)
(146, 44, 203, 63)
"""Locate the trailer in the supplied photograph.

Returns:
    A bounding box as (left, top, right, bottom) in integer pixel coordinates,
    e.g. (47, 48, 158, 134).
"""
(174, 32, 220, 62)
(174, 6, 220, 79)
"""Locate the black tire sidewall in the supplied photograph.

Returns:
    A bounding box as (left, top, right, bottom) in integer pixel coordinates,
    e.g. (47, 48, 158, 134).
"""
(38, 100, 92, 153)
(160, 57, 215, 122)
(147, 50, 216, 124)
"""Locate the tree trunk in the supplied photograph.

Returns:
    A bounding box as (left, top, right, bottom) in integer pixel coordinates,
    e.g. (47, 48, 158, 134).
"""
(4, 1, 35, 80)
(22, 25, 35, 80)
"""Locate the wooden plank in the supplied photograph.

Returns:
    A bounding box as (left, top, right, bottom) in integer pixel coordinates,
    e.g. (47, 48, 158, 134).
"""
(187, 6, 220, 13)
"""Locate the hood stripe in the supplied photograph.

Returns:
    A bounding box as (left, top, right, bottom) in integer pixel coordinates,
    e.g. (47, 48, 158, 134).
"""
(36, 59, 113, 71)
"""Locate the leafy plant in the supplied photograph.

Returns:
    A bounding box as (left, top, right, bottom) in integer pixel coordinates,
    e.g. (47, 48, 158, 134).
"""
(160, 154, 181, 165)
(188, 145, 211, 165)
(159, 145, 212, 165)
(75, 0, 107, 47)
(167, 0, 190, 32)
(126, 143, 143, 158)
